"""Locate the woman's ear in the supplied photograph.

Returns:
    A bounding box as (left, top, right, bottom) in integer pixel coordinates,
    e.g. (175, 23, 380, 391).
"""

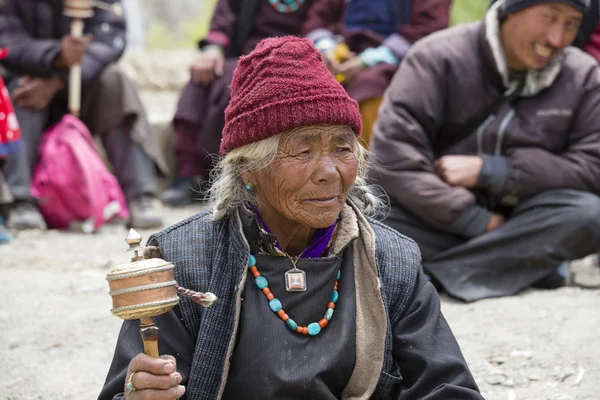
(240, 170, 255, 187)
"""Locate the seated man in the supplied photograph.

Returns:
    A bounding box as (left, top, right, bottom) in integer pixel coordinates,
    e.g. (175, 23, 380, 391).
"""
(302, 0, 451, 147)
(369, 0, 600, 302)
(162, 0, 317, 206)
(0, 0, 167, 230)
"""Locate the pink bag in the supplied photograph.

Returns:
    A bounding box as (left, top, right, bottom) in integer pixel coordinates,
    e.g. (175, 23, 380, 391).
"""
(31, 115, 129, 232)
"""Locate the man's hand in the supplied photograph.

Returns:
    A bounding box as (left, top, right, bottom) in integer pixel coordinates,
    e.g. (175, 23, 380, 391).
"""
(486, 213, 506, 232)
(54, 34, 92, 68)
(190, 47, 225, 85)
(12, 76, 64, 110)
(435, 155, 483, 188)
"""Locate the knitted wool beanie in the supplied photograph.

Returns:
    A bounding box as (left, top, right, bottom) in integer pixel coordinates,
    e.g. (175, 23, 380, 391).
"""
(499, 0, 589, 19)
(219, 36, 362, 156)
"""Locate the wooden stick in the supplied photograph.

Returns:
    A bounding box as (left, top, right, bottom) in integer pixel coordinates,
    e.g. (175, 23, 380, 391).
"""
(68, 18, 84, 117)
(140, 316, 160, 358)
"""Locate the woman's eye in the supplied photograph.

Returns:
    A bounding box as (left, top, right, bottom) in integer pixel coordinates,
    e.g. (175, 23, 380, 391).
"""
(294, 149, 311, 157)
(337, 147, 352, 153)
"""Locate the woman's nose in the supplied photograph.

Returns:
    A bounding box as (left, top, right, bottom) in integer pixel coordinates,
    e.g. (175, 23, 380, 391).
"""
(314, 155, 339, 182)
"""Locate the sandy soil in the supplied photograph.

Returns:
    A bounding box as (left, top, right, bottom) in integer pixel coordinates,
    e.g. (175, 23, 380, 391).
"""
(1, 204, 599, 400)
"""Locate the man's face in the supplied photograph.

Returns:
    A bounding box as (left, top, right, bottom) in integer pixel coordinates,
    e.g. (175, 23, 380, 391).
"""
(501, 3, 584, 70)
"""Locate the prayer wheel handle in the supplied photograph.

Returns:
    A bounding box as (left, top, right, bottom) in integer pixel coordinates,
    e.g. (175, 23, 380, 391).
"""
(106, 229, 217, 357)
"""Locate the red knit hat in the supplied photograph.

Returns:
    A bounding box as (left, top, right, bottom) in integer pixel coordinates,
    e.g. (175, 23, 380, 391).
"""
(220, 36, 362, 156)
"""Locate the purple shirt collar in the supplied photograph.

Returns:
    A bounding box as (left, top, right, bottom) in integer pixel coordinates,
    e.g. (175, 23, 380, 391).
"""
(251, 206, 337, 258)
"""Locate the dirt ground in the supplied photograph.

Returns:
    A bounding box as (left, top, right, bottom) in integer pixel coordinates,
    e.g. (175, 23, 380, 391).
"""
(1, 204, 599, 400)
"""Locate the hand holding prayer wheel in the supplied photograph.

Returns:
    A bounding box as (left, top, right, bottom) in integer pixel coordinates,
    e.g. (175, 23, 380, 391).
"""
(106, 229, 216, 398)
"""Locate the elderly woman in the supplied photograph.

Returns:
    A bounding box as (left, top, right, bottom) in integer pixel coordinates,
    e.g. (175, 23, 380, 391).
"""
(98, 37, 483, 400)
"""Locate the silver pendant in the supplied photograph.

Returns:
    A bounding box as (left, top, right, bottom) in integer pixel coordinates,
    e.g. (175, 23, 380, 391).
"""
(285, 268, 307, 292)
(285, 256, 306, 291)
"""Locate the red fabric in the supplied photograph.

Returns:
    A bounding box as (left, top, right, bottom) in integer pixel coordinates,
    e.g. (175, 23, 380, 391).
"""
(583, 23, 600, 62)
(220, 36, 362, 156)
(0, 48, 21, 157)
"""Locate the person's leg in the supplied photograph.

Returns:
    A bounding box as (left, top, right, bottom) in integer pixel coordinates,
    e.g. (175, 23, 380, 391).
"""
(81, 64, 163, 229)
(0, 167, 12, 243)
(3, 79, 48, 229)
(161, 119, 206, 206)
(425, 190, 600, 302)
(383, 203, 467, 260)
(163, 58, 238, 206)
(101, 120, 162, 229)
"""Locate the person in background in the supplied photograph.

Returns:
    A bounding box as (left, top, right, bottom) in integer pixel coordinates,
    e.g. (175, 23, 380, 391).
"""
(369, 0, 600, 302)
(492, 0, 600, 60)
(0, 48, 20, 243)
(302, 0, 451, 147)
(99, 36, 483, 400)
(577, 0, 600, 61)
(0, 0, 167, 230)
(162, 0, 317, 207)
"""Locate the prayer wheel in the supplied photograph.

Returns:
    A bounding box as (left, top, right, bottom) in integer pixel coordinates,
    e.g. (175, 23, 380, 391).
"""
(63, 0, 94, 19)
(106, 229, 216, 358)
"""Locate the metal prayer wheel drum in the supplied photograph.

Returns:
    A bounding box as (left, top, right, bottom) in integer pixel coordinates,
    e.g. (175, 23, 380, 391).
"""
(63, 0, 94, 18)
(106, 229, 179, 321)
(107, 258, 180, 320)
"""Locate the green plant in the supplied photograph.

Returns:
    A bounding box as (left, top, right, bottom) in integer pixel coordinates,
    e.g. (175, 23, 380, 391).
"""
(450, 0, 490, 26)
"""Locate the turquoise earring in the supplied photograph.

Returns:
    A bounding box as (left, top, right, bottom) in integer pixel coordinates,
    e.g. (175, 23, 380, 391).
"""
(245, 183, 254, 190)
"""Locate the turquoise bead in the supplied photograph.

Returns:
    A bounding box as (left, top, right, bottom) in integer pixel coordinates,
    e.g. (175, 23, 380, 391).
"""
(324, 308, 334, 321)
(269, 298, 283, 312)
(286, 318, 298, 331)
(307, 322, 321, 336)
(330, 290, 339, 303)
(337, 270, 341, 280)
(248, 255, 256, 267)
(255, 276, 268, 289)
(278, 4, 287, 12)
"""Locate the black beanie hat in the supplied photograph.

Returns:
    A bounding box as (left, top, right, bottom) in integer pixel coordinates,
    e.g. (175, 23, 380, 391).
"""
(498, 0, 590, 19)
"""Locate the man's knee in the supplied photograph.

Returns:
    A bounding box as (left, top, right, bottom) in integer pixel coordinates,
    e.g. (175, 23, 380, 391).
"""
(553, 190, 600, 234)
(96, 63, 127, 87)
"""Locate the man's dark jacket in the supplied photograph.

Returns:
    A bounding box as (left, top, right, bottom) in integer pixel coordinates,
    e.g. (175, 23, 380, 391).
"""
(370, 16, 600, 237)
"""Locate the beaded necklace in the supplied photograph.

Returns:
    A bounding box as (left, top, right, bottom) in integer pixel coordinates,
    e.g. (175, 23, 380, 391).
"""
(248, 254, 340, 336)
(268, 0, 306, 14)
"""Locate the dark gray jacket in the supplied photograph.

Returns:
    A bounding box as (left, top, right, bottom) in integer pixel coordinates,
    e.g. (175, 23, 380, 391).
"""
(0, 0, 126, 88)
(99, 206, 483, 399)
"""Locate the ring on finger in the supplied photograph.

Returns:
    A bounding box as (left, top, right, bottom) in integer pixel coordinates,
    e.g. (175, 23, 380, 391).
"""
(126, 371, 139, 392)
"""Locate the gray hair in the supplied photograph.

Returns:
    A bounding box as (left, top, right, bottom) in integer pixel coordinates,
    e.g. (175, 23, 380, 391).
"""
(207, 132, 388, 220)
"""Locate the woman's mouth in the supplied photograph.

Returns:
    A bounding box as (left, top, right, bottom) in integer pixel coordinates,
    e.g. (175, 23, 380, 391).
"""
(307, 196, 338, 204)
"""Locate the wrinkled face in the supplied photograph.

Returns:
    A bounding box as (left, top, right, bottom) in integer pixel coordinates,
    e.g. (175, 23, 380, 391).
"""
(246, 125, 358, 230)
(501, 3, 583, 70)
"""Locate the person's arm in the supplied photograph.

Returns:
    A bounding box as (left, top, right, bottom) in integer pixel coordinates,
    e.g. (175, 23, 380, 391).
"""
(393, 270, 484, 399)
(97, 307, 195, 400)
(74, 0, 127, 88)
(198, 0, 239, 52)
(301, 0, 345, 52)
(0, 0, 62, 77)
(380, 0, 452, 63)
(478, 69, 600, 202)
(370, 47, 492, 238)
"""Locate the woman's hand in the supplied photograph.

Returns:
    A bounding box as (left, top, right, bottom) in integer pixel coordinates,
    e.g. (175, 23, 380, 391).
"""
(124, 354, 185, 399)
(190, 46, 225, 85)
(336, 57, 364, 85)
